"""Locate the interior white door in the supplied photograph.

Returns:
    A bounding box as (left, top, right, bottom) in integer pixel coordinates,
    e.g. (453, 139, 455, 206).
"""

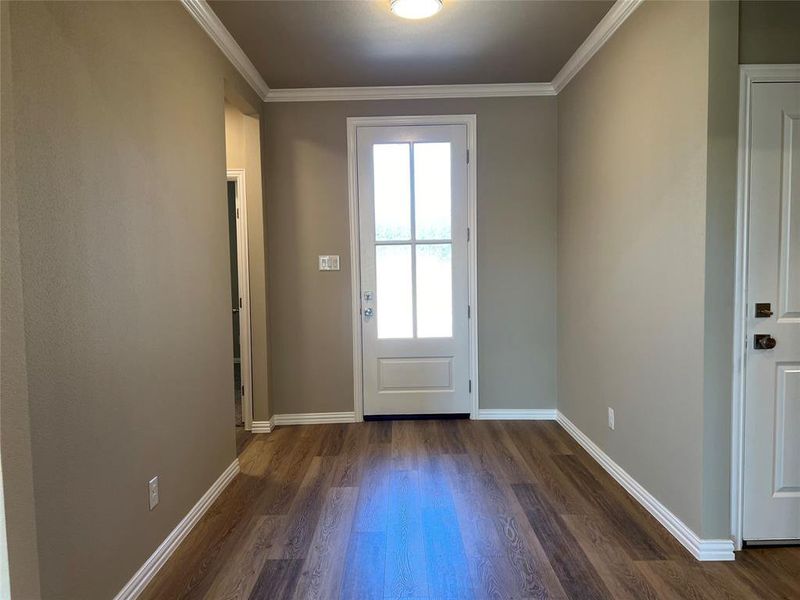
(743, 81, 800, 542)
(357, 124, 470, 416)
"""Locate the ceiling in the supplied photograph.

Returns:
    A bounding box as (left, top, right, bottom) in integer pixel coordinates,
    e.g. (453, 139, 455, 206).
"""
(209, 0, 614, 89)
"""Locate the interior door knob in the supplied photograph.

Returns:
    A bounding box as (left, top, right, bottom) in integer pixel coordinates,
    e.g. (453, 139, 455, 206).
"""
(754, 334, 777, 350)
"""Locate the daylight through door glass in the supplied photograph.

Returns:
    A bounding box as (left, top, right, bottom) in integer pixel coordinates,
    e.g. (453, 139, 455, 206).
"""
(373, 140, 454, 339)
(414, 143, 451, 240)
(416, 244, 453, 337)
(376, 245, 413, 338)
(373, 144, 411, 241)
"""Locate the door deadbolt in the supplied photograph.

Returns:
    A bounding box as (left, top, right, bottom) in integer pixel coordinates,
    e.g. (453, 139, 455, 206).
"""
(753, 334, 777, 350)
(754, 303, 774, 318)
(363, 307, 374, 319)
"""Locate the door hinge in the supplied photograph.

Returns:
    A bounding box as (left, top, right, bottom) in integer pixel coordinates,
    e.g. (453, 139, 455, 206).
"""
(467, 305, 471, 319)
(467, 227, 470, 242)
(241, 385, 245, 397)
(469, 379, 472, 393)
(466, 149, 470, 164)
(236, 208, 240, 219)
(239, 297, 243, 309)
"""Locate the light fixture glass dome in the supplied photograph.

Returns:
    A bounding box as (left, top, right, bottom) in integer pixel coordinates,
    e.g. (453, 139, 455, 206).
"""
(391, 0, 443, 20)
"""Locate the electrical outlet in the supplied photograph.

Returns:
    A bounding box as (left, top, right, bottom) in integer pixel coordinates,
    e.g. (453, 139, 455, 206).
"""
(148, 476, 159, 510)
(608, 407, 615, 430)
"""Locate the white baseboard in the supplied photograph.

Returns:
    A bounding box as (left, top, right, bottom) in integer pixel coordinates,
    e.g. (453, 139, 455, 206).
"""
(250, 419, 273, 433)
(113, 458, 240, 600)
(556, 411, 735, 561)
(273, 411, 357, 426)
(478, 409, 558, 420)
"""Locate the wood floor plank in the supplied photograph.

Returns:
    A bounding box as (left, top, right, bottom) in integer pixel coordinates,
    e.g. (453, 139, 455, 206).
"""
(258, 426, 324, 516)
(340, 532, 386, 600)
(551, 453, 668, 561)
(248, 559, 304, 600)
(203, 515, 284, 600)
(384, 470, 428, 598)
(352, 440, 391, 533)
(434, 419, 466, 455)
(318, 423, 348, 457)
(421, 505, 475, 599)
(291, 486, 358, 600)
(727, 548, 800, 599)
(368, 419, 393, 444)
(331, 423, 370, 487)
(140, 421, 800, 600)
(513, 482, 614, 600)
(637, 560, 733, 600)
(562, 512, 660, 600)
(504, 423, 589, 515)
(391, 419, 422, 471)
(447, 446, 565, 599)
(267, 455, 335, 559)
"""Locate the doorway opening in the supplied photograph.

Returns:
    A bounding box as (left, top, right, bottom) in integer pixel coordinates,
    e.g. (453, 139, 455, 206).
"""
(227, 169, 253, 450)
(224, 93, 268, 450)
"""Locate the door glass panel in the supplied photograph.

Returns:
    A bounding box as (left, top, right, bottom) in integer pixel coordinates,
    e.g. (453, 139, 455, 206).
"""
(373, 144, 411, 241)
(414, 143, 451, 240)
(376, 245, 413, 338)
(416, 244, 452, 338)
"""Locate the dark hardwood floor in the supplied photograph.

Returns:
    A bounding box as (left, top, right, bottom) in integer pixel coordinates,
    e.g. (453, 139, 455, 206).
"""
(140, 420, 800, 599)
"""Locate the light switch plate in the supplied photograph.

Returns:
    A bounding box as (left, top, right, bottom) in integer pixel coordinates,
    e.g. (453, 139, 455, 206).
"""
(318, 255, 340, 271)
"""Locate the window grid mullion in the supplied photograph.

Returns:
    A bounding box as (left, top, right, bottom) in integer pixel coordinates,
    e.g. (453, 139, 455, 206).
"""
(409, 142, 418, 339)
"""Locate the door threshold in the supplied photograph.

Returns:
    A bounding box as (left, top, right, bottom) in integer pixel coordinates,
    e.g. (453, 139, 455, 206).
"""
(364, 413, 469, 421)
(743, 539, 800, 548)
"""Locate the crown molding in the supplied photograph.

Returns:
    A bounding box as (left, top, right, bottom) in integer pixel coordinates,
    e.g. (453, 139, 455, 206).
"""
(180, 0, 270, 101)
(264, 82, 556, 103)
(551, 0, 644, 93)
(187, 0, 640, 103)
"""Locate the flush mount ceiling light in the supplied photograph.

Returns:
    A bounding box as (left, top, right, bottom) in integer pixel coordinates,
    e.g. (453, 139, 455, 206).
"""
(390, 0, 443, 20)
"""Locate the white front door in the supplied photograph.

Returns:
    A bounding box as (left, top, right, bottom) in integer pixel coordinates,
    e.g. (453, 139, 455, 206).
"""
(743, 81, 800, 542)
(356, 123, 470, 416)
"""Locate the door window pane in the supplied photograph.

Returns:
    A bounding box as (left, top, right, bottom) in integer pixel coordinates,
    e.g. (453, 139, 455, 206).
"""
(376, 245, 413, 338)
(414, 143, 451, 240)
(416, 244, 452, 338)
(374, 144, 411, 241)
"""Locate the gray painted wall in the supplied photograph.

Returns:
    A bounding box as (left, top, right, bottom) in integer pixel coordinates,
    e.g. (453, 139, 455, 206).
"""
(739, 0, 800, 64)
(558, 0, 711, 535)
(702, 0, 740, 539)
(1, 2, 42, 596)
(263, 97, 558, 415)
(1, 2, 261, 597)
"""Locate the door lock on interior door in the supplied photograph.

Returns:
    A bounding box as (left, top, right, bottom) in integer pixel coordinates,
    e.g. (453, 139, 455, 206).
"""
(754, 303, 774, 318)
(753, 334, 777, 350)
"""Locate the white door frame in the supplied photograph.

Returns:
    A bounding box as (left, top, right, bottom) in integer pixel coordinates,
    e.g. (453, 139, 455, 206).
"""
(227, 169, 253, 431)
(732, 64, 800, 550)
(347, 115, 479, 421)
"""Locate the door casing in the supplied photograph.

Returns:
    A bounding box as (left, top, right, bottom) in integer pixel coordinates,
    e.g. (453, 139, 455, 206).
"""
(732, 64, 800, 550)
(227, 169, 253, 431)
(346, 115, 479, 421)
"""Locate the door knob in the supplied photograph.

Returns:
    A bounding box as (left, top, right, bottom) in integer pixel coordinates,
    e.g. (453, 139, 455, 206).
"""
(232, 308, 240, 313)
(754, 334, 777, 350)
